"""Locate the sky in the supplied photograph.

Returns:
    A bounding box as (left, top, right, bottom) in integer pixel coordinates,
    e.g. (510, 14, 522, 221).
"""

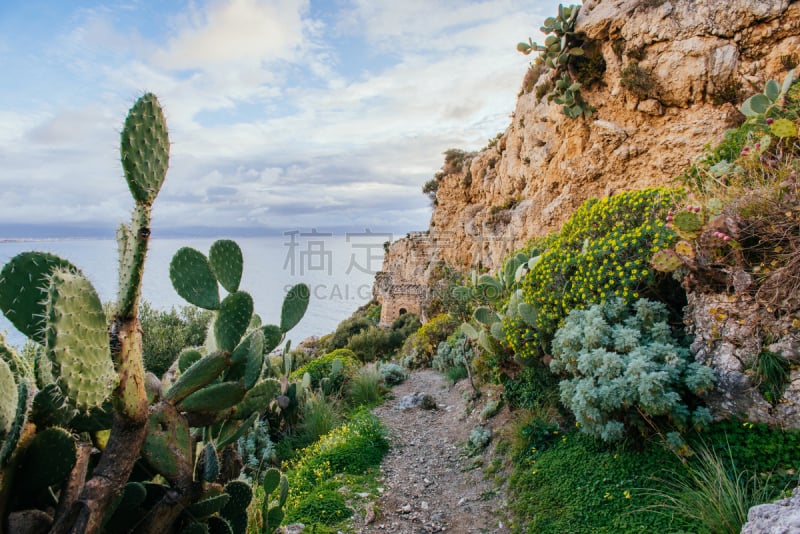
(0, 0, 562, 238)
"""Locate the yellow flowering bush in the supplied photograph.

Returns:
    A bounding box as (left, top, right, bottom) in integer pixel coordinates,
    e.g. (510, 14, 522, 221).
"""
(289, 348, 360, 390)
(505, 187, 684, 361)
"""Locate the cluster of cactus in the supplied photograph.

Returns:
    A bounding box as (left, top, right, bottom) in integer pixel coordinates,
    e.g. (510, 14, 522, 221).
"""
(516, 4, 582, 69)
(460, 251, 541, 365)
(650, 200, 734, 274)
(741, 69, 796, 128)
(0, 93, 308, 534)
(516, 4, 594, 119)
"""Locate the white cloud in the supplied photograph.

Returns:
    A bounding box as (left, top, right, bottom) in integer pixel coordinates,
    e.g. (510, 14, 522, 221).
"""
(152, 0, 310, 70)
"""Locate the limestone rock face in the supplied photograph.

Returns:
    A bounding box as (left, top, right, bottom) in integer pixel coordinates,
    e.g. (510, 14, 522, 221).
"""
(741, 487, 800, 534)
(380, 0, 800, 286)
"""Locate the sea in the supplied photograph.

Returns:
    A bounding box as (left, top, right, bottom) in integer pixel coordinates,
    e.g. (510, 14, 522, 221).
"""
(0, 234, 387, 350)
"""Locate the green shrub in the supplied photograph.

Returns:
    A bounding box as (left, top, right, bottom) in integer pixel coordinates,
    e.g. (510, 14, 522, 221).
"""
(500, 364, 560, 410)
(508, 406, 560, 463)
(300, 390, 340, 445)
(379, 362, 406, 386)
(324, 316, 374, 352)
(139, 301, 212, 376)
(755, 350, 790, 405)
(390, 312, 421, 339)
(346, 326, 392, 362)
(346, 364, 383, 407)
(401, 313, 459, 368)
(550, 299, 715, 442)
(287, 410, 388, 501)
(286, 488, 352, 526)
(505, 187, 684, 360)
(432, 331, 473, 373)
(289, 348, 360, 391)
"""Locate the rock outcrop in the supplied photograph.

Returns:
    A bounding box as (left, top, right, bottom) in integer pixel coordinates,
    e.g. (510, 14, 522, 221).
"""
(741, 487, 800, 534)
(377, 0, 800, 300)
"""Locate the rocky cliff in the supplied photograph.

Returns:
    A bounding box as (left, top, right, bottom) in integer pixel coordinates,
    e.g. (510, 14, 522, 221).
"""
(376, 0, 800, 315)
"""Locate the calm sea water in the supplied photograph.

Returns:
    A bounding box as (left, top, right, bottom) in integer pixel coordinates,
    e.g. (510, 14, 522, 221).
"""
(0, 235, 384, 349)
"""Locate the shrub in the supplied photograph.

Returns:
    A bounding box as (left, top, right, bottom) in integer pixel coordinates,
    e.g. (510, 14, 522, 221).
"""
(379, 362, 406, 385)
(237, 418, 276, 484)
(346, 363, 383, 407)
(550, 299, 715, 442)
(505, 187, 684, 360)
(300, 390, 340, 445)
(289, 348, 360, 391)
(346, 326, 392, 362)
(139, 301, 212, 376)
(500, 364, 560, 410)
(432, 331, 473, 373)
(621, 61, 655, 99)
(286, 488, 352, 526)
(324, 316, 373, 352)
(401, 313, 459, 368)
(390, 312, 421, 339)
(287, 410, 388, 500)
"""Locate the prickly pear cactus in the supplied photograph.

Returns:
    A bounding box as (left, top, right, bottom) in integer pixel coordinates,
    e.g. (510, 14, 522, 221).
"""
(650, 248, 683, 272)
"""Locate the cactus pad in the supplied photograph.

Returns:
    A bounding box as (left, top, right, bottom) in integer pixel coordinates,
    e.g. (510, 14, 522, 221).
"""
(142, 402, 192, 482)
(166, 352, 229, 404)
(278, 474, 289, 506)
(262, 468, 281, 494)
(675, 240, 695, 259)
(0, 359, 16, 435)
(178, 348, 203, 373)
(474, 306, 499, 325)
(280, 283, 309, 333)
(188, 493, 230, 519)
(261, 324, 282, 353)
(170, 247, 220, 310)
(17, 426, 77, 493)
(207, 516, 234, 534)
(44, 268, 117, 411)
(770, 118, 798, 138)
(517, 302, 537, 326)
(176, 381, 246, 413)
(490, 320, 505, 341)
(202, 442, 220, 482)
(120, 93, 169, 205)
(0, 252, 78, 342)
(30, 383, 72, 429)
(215, 291, 253, 353)
(233, 378, 280, 420)
(215, 411, 257, 449)
(0, 381, 27, 466)
(673, 210, 702, 235)
(209, 240, 243, 294)
(223, 480, 252, 513)
(650, 249, 683, 272)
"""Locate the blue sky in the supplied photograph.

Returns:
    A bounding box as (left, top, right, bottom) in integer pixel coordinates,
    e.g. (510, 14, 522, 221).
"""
(0, 0, 560, 237)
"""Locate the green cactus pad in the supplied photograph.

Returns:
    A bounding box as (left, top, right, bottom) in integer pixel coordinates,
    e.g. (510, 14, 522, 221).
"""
(44, 268, 118, 411)
(0, 252, 78, 342)
(68, 402, 113, 433)
(178, 348, 203, 373)
(233, 378, 280, 420)
(115, 205, 151, 318)
(170, 247, 220, 310)
(278, 474, 289, 506)
(266, 506, 284, 528)
(675, 240, 695, 259)
(17, 426, 77, 493)
(223, 480, 253, 514)
(227, 330, 264, 388)
(209, 240, 243, 294)
(222, 510, 247, 534)
(261, 324, 282, 354)
(166, 352, 229, 404)
(461, 322, 479, 339)
(673, 210, 702, 234)
(650, 249, 683, 272)
(202, 442, 220, 483)
(0, 381, 28, 466)
(262, 468, 281, 494)
(120, 93, 169, 205)
(770, 118, 798, 138)
(216, 411, 257, 449)
(215, 292, 253, 353)
(0, 358, 16, 435)
(280, 283, 309, 333)
(188, 493, 230, 519)
(473, 306, 499, 325)
(176, 381, 246, 413)
(207, 516, 234, 534)
(0, 333, 32, 379)
(490, 320, 505, 341)
(30, 383, 72, 429)
(249, 313, 262, 329)
(518, 303, 538, 326)
(142, 402, 192, 483)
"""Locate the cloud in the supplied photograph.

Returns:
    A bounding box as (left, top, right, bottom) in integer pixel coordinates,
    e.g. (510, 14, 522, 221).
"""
(152, 0, 310, 70)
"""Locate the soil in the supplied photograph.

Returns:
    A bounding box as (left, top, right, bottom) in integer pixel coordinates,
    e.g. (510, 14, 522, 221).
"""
(354, 369, 513, 534)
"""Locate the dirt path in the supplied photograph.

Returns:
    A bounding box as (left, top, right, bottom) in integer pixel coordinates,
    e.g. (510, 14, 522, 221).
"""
(357, 369, 511, 534)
